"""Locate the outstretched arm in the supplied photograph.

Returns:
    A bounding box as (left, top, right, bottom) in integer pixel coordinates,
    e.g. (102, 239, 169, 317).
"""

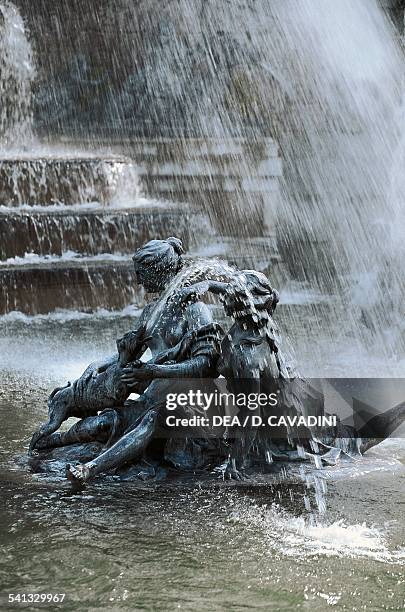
(121, 355, 215, 384)
(175, 280, 228, 303)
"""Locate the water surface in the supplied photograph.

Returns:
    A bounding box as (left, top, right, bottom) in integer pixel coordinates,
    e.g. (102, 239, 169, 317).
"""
(0, 310, 404, 610)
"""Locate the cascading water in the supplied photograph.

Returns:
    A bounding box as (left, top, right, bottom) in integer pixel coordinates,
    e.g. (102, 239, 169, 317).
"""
(0, 156, 142, 206)
(0, 0, 402, 353)
(253, 0, 405, 356)
(103, 0, 405, 358)
(0, 0, 35, 148)
(0, 0, 140, 201)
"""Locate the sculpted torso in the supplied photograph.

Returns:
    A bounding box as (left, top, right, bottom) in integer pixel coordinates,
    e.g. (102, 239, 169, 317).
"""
(141, 299, 213, 357)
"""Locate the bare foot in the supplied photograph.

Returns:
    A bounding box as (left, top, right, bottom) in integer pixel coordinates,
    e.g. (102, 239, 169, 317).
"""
(66, 463, 90, 486)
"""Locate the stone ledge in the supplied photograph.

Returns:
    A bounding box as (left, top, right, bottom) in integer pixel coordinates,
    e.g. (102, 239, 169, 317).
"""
(0, 205, 194, 260)
(0, 156, 139, 206)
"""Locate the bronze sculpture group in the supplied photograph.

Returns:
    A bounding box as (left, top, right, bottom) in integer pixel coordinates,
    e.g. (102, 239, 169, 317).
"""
(29, 237, 405, 484)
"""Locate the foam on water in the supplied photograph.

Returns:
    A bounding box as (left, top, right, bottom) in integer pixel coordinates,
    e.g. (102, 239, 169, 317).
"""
(0, 303, 140, 323)
(0, 197, 177, 213)
(302, 455, 404, 483)
(0, 202, 102, 213)
(0, 251, 132, 267)
(0, 144, 129, 161)
(229, 500, 405, 564)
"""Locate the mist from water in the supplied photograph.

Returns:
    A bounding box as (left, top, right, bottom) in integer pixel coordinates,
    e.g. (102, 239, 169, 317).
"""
(261, 0, 402, 260)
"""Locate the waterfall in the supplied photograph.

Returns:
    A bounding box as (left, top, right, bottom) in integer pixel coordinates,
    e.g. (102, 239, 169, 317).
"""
(0, 0, 36, 148)
(0, 157, 141, 206)
(1, 0, 403, 341)
(103, 1, 404, 347)
(250, 0, 405, 356)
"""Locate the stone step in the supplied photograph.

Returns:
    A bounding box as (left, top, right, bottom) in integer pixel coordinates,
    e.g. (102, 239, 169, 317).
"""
(141, 174, 280, 196)
(0, 156, 138, 206)
(0, 258, 139, 315)
(0, 203, 194, 260)
(51, 138, 283, 237)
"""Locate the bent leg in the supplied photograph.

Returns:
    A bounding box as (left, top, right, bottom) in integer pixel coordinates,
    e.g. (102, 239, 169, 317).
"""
(66, 377, 209, 485)
(67, 408, 158, 484)
(36, 412, 115, 450)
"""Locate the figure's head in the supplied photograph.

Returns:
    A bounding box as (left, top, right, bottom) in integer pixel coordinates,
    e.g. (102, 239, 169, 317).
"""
(222, 270, 279, 325)
(132, 237, 184, 293)
(47, 382, 73, 417)
(30, 382, 74, 453)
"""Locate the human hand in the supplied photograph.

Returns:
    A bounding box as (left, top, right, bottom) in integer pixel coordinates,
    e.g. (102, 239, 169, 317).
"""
(180, 281, 209, 302)
(120, 361, 156, 385)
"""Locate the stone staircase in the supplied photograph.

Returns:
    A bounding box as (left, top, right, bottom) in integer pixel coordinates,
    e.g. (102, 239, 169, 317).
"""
(94, 137, 283, 238)
(0, 201, 192, 259)
(0, 155, 195, 314)
(0, 138, 284, 315)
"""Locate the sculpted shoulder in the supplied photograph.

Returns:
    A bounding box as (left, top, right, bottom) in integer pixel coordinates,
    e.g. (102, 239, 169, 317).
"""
(184, 301, 213, 329)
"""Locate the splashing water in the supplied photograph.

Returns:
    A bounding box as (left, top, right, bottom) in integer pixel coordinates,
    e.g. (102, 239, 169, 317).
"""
(0, 1, 35, 148)
(229, 499, 405, 564)
(144, 257, 236, 334)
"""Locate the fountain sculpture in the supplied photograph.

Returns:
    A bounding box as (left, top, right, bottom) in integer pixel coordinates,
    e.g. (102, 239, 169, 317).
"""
(27, 237, 405, 485)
